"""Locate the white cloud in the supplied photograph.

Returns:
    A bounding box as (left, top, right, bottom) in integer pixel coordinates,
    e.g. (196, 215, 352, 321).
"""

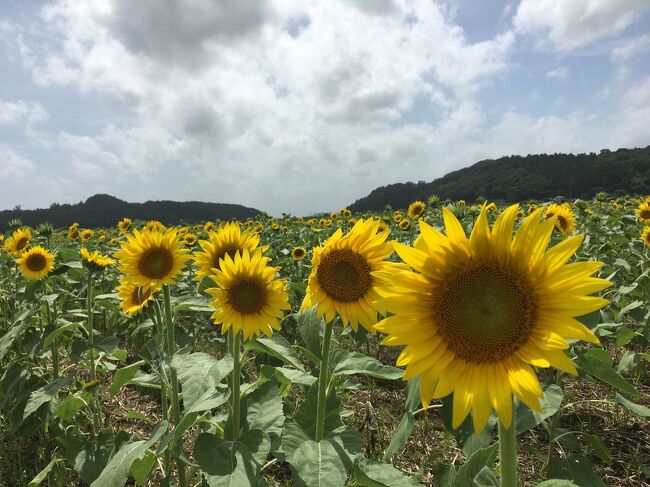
(0, 144, 36, 178)
(9, 0, 517, 213)
(545, 66, 568, 79)
(611, 34, 650, 63)
(615, 76, 650, 147)
(0, 99, 48, 125)
(514, 0, 650, 51)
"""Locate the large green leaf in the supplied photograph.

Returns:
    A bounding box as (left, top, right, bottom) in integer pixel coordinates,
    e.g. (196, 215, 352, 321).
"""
(174, 388, 230, 444)
(65, 430, 129, 484)
(110, 361, 145, 397)
(245, 334, 305, 371)
(294, 383, 343, 438)
(295, 306, 323, 360)
(536, 481, 579, 486)
(382, 412, 414, 461)
(0, 320, 30, 360)
(43, 321, 84, 348)
(353, 457, 421, 487)
(194, 430, 270, 487)
(23, 376, 71, 420)
(243, 379, 285, 457)
(91, 421, 167, 487)
(55, 392, 91, 420)
(329, 350, 403, 380)
(615, 393, 650, 417)
(548, 453, 606, 487)
(516, 384, 564, 433)
(172, 351, 233, 409)
(577, 354, 638, 395)
(260, 364, 317, 387)
(139, 337, 171, 389)
(27, 457, 61, 487)
(452, 444, 498, 487)
(282, 421, 311, 463)
(290, 440, 347, 487)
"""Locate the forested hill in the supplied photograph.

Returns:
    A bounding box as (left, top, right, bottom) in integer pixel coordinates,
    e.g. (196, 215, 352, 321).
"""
(349, 146, 650, 212)
(0, 194, 262, 231)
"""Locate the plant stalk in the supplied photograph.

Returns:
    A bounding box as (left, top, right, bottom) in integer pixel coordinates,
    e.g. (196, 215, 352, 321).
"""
(315, 319, 334, 442)
(230, 329, 242, 441)
(498, 404, 517, 487)
(86, 273, 102, 431)
(162, 285, 187, 487)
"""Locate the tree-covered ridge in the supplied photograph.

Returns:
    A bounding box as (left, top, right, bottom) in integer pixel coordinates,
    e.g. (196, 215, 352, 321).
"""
(0, 194, 262, 231)
(349, 146, 650, 212)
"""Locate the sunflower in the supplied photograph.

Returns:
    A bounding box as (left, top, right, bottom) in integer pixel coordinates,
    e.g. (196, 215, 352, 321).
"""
(145, 220, 166, 232)
(394, 213, 403, 223)
(408, 201, 426, 219)
(641, 227, 650, 248)
(302, 218, 399, 332)
(253, 224, 264, 234)
(81, 247, 114, 272)
(4, 228, 32, 256)
(545, 203, 576, 236)
(117, 279, 158, 316)
(184, 233, 198, 246)
(204, 221, 215, 233)
(291, 247, 307, 261)
(117, 218, 132, 234)
(109, 238, 118, 246)
(206, 250, 290, 340)
(635, 201, 650, 225)
(342, 209, 352, 219)
(486, 202, 497, 213)
(115, 228, 190, 287)
(80, 229, 94, 242)
(193, 222, 264, 281)
(374, 205, 611, 432)
(68, 225, 80, 241)
(18, 246, 55, 280)
(399, 219, 411, 230)
(458, 200, 466, 207)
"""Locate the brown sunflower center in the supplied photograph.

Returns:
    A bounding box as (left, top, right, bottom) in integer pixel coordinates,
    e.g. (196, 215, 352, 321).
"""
(131, 286, 151, 305)
(228, 279, 266, 314)
(16, 237, 29, 251)
(26, 253, 47, 272)
(316, 249, 371, 302)
(556, 215, 568, 231)
(640, 209, 650, 219)
(292, 248, 305, 258)
(434, 262, 538, 364)
(138, 247, 174, 279)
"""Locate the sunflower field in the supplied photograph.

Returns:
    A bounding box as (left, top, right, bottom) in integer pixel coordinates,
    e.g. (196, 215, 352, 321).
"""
(0, 196, 648, 487)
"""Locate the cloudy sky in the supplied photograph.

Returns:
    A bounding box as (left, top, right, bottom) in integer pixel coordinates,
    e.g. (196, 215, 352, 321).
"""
(1, 0, 649, 215)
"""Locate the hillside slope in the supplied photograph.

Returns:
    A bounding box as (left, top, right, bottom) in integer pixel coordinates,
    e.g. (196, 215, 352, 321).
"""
(349, 146, 650, 212)
(1, 194, 262, 231)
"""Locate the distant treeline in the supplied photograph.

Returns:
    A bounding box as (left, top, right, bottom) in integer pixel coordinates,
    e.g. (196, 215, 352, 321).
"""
(1, 194, 262, 231)
(349, 146, 650, 212)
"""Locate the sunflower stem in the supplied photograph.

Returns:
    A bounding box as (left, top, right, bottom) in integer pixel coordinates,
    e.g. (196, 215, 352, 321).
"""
(153, 298, 171, 476)
(230, 329, 242, 441)
(86, 272, 102, 432)
(153, 300, 170, 423)
(315, 319, 334, 442)
(498, 407, 517, 487)
(163, 285, 187, 487)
